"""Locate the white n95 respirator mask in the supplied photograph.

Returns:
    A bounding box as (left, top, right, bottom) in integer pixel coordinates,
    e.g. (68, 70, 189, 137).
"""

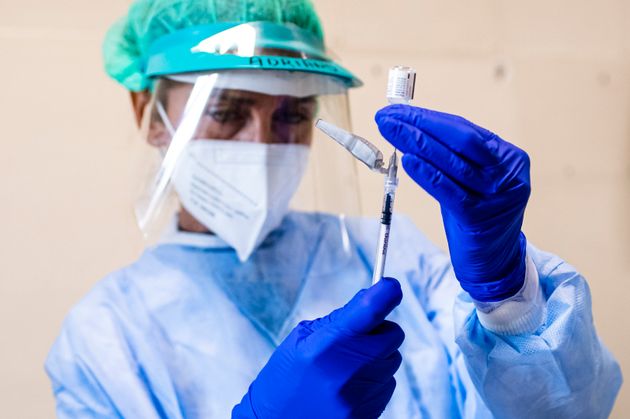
(172, 140, 310, 261)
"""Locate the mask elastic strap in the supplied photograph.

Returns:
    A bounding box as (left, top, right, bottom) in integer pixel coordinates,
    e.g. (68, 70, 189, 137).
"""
(156, 100, 177, 137)
(155, 101, 176, 157)
(136, 73, 218, 232)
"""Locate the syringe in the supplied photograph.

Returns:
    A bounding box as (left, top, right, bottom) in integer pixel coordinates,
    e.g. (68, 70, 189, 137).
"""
(372, 152, 398, 285)
(371, 65, 414, 283)
(316, 64, 415, 285)
(314, 119, 399, 285)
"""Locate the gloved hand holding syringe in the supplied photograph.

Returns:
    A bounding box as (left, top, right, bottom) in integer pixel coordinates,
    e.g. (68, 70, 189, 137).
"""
(316, 66, 415, 285)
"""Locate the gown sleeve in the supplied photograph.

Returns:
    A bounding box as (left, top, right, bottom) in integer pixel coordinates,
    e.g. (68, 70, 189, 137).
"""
(454, 245, 623, 418)
(384, 215, 622, 418)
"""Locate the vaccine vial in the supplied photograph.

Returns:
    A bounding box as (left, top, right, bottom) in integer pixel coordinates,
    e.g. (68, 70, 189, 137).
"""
(386, 66, 416, 104)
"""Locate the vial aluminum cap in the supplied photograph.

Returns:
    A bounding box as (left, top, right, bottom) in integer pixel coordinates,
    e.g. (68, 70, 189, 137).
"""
(387, 66, 416, 104)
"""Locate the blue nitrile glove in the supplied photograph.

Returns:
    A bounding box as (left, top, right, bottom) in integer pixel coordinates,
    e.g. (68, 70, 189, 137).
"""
(232, 277, 405, 419)
(376, 105, 530, 302)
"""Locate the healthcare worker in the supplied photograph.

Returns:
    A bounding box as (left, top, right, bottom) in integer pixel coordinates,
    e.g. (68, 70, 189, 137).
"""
(46, 0, 622, 418)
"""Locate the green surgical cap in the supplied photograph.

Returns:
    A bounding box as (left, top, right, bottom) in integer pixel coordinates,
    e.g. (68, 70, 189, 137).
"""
(103, 0, 325, 91)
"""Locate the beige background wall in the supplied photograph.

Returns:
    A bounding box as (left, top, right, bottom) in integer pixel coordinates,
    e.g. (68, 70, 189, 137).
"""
(1, 0, 628, 417)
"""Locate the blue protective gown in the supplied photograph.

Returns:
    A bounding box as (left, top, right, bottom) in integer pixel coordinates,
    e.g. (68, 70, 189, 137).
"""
(45, 212, 622, 418)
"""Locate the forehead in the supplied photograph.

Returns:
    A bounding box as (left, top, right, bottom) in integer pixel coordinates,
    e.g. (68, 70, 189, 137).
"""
(157, 79, 316, 109)
(211, 92, 317, 110)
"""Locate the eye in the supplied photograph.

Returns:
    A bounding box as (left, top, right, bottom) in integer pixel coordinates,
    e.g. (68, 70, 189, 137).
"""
(273, 109, 311, 125)
(205, 108, 247, 124)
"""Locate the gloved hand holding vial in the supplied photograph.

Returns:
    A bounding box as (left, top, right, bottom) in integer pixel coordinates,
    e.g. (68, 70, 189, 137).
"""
(316, 66, 416, 285)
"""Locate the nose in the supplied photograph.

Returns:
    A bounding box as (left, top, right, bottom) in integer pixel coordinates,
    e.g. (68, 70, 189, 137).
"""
(233, 108, 278, 144)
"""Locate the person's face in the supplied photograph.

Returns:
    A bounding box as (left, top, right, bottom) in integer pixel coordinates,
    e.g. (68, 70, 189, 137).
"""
(147, 79, 317, 148)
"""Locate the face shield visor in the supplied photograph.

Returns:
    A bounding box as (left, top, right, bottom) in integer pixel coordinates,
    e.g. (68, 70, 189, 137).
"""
(134, 22, 363, 261)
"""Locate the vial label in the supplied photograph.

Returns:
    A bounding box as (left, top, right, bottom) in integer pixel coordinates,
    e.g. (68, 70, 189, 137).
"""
(387, 66, 416, 104)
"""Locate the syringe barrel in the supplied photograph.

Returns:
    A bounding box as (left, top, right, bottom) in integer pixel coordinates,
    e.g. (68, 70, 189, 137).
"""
(380, 190, 396, 225)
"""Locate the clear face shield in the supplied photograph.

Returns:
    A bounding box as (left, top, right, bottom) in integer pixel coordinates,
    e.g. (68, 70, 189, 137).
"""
(135, 22, 363, 261)
(135, 71, 360, 259)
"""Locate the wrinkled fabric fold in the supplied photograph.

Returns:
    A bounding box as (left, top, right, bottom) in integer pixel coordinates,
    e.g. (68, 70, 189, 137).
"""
(46, 212, 621, 418)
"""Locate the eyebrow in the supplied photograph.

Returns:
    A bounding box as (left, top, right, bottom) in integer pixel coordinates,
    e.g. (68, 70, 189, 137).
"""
(295, 96, 317, 104)
(211, 91, 317, 106)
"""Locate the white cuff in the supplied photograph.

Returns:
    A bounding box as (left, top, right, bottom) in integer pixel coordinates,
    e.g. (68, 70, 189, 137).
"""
(473, 252, 546, 335)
